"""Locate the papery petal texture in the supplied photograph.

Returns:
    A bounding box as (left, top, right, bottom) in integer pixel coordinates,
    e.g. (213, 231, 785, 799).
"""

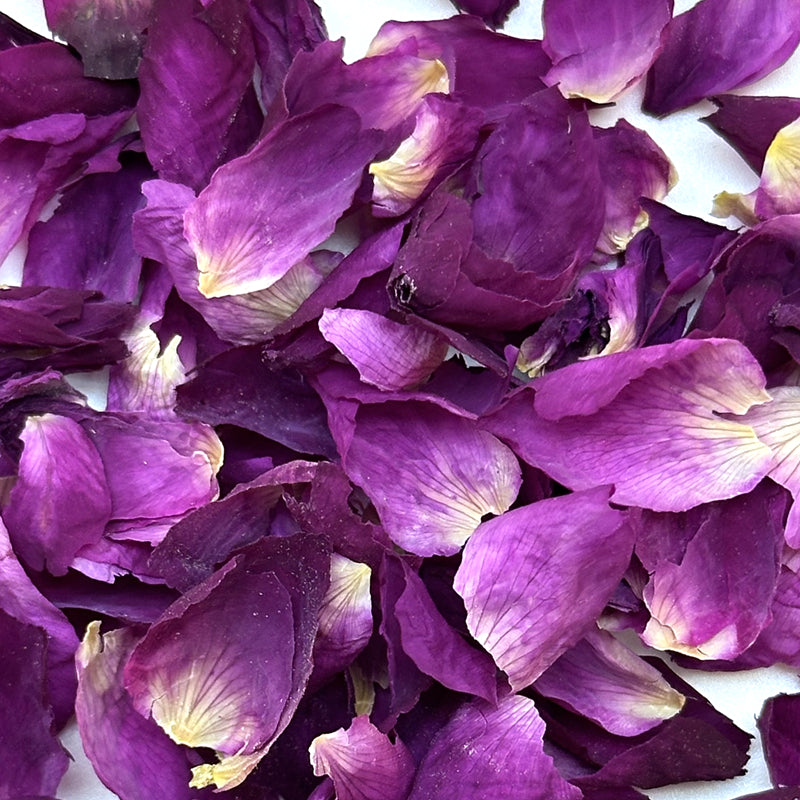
(644, 0, 800, 116)
(334, 399, 521, 556)
(309, 715, 415, 800)
(4, 412, 112, 575)
(534, 627, 685, 735)
(485, 338, 773, 512)
(184, 105, 380, 298)
(758, 693, 800, 786)
(319, 308, 448, 391)
(756, 116, 800, 218)
(408, 695, 582, 800)
(543, 0, 672, 103)
(454, 487, 634, 690)
(75, 622, 207, 800)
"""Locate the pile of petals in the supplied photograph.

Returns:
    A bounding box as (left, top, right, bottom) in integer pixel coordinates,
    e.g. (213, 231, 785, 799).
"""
(5, 0, 800, 798)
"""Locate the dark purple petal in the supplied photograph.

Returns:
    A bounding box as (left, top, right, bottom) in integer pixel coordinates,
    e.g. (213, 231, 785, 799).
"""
(543, 0, 672, 102)
(644, 0, 800, 116)
(534, 627, 685, 735)
(23, 155, 151, 302)
(247, 0, 327, 110)
(4, 412, 112, 575)
(43, 0, 153, 78)
(0, 41, 137, 128)
(309, 715, 415, 800)
(705, 94, 800, 173)
(0, 518, 79, 727)
(408, 695, 582, 800)
(758, 693, 800, 787)
(454, 488, 634, 689)
(395, 559, 498, 703)
(485, 338, 773, 512)
(0, 610, 69, 797)
(184, 105, 380, 299)
(137, 0, 262, 191)
(451, 0, 518, 28)
(75, 622, 210, 800)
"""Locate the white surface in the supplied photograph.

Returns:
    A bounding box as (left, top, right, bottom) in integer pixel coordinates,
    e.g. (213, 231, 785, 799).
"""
(1, 1, 800, 799)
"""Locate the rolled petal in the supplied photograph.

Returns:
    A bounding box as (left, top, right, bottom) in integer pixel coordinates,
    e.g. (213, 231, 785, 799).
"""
(370, 94, 481, 217)
(543, 0, 672, 103)
(485, 338, 773, 512)
(184, 105, 380, 298)
(644, 0, 800, 116)
(455, 488, 633, 690)
(43, 0, 153, 78)
(641, 483, 786, 660)
(0, 610, 69, 798)
(333, 399, 521, 556)
(319, 308, 448, 391)
(137, 0, 261, 191)
(738, 386, 800, 547)
(4, 412, 112, 575)
(408, 695, 582, 800)
(75, 622, 206, 800)
(756, 116, 800, 218)
(313, 554, 374, 683)
(309, 715, 415, 800)
(534, 627, 685, 735)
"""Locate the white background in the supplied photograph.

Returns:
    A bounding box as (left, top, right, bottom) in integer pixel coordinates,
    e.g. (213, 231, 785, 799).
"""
(1, 1, 799, 799)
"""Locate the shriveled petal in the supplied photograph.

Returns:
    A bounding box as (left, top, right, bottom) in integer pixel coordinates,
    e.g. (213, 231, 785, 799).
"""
(184, 105, 380, 298)
(758, 693, 800, 787)
(44, 0, 153, 78)
(336, 400, 521, 556)
(455, 487, 634, 690)
(4, 413, 112, 575)
(486, 338, 773, 512)
(319, 308, 448, 391)
(75, 622, 205, 800)
(535, 628, 685, 735)
(644, 0, 800, 116)
(408, 695, 582, 800)
(543, 0, 672, 103)
(310, 715, 415, 800)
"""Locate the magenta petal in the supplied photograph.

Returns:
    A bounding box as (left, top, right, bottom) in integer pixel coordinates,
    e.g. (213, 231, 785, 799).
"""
(486, 338, 773, 512)
(75, 623, 208, 800)
(543, 0, 672, 103)
(4, 413, 112, 575)
(408, 695, 582, 800)
(309, 715, 415, 800)
(184, 105, 381, 299)
(758, 693, 800, 787)
(455, 488, 634, 690)
(644, 0, 800, 116)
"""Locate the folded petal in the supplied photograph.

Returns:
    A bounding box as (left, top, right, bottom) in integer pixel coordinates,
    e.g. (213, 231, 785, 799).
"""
(758, 693, 800, 787)
(644, 0, 800, 115)
(75, 622, 208, 800)
(408, 695, 582, 800)
(310, 715, 415, 800)
(543, 0, 672, 103)
(4, 412, 112, 575)
(450, 0, 518, 28)
(534, 627, 685, 736)
(756, 116, 800, 218)
(184, 105, 381, 298)
(485, 338, 773, 512)
(319, 308, 448, 391)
